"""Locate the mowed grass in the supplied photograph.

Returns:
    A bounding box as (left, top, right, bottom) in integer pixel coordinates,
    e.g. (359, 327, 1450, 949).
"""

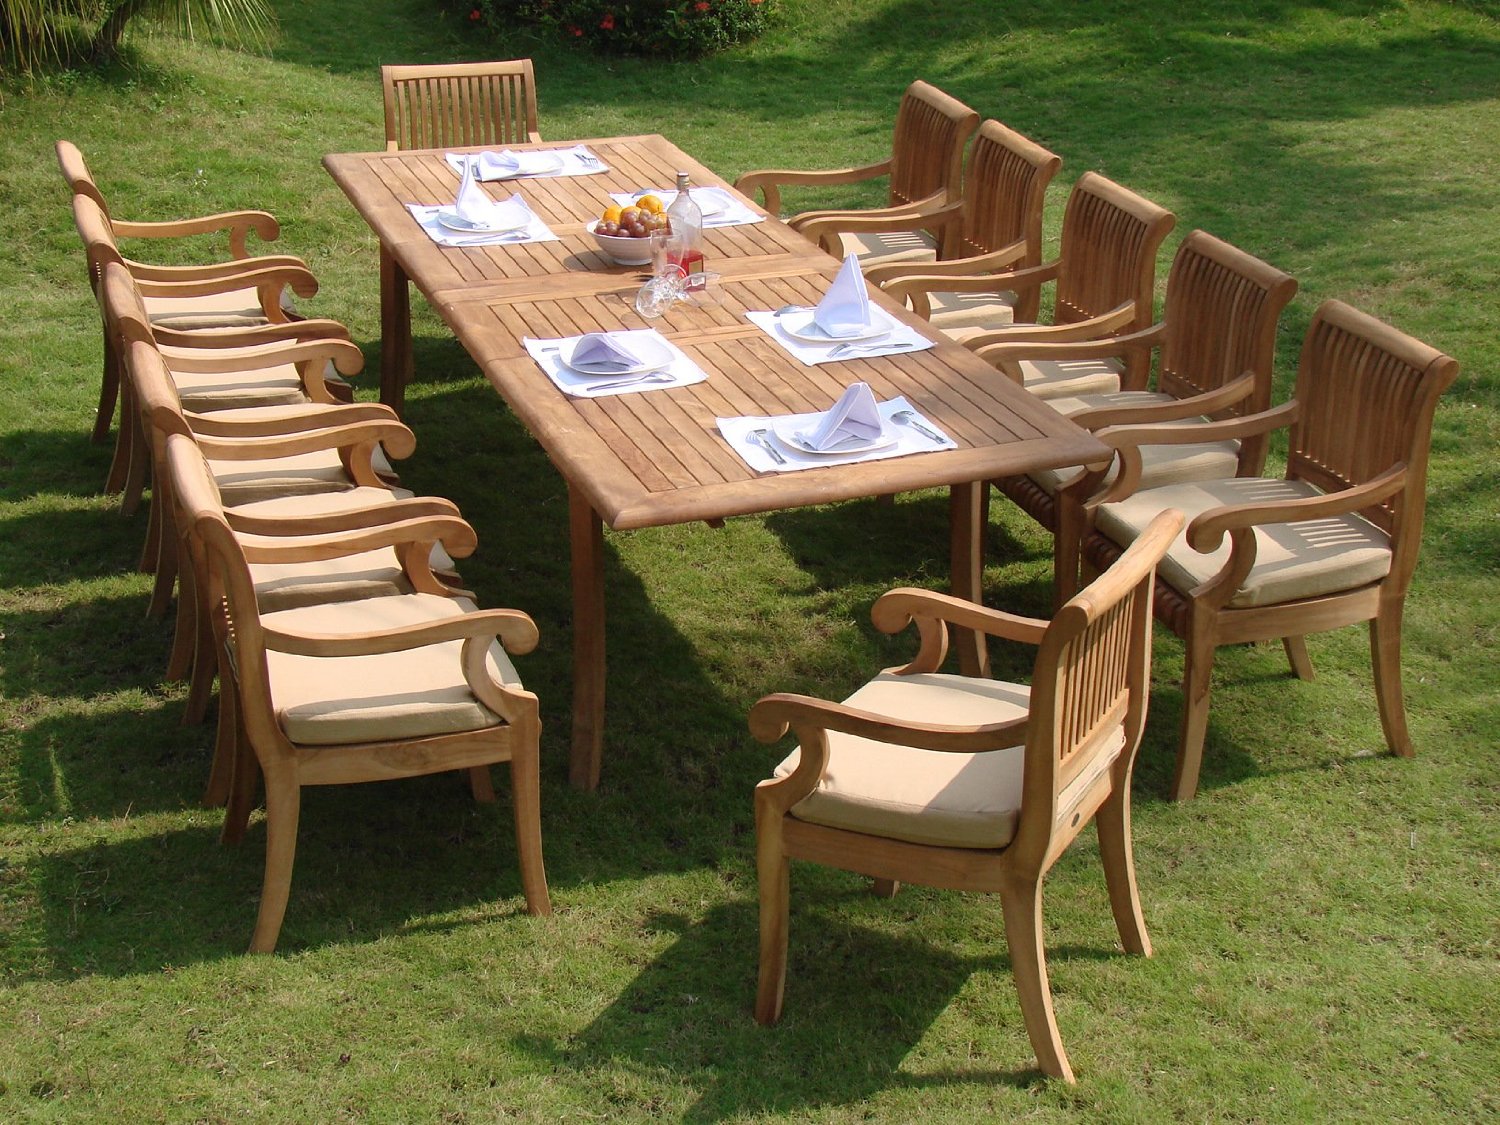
(1, 0, 1497, 1119)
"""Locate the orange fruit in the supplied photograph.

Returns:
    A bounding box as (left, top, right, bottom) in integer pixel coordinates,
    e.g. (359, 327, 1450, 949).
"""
(601, 204, 624, 224)
(635, 194, 665, 215)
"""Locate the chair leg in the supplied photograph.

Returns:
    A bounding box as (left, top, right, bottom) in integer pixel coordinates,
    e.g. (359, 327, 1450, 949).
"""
(165, 549, 196, 682)
(507, 747, 551, 917)
(145, 517, 176, 619)
(1174, 625, 1217, 802)
(103, 352, 133, 494)
(999, 876, 1074, 1083)
(1095, 787, 1151, 957)
(94, 335, 119, 447)
(203, 663, 238, 809)
(120, 414, 148, 520)
(1283, 635, 1315, 681)
(1370, 603, 1414, 757)
(754, 796, 791, 1026)
(467, 765, 496, 803)
(181, 605, 217, 726)
(871, 878, 900, 899)
(249, 767, 300, 953)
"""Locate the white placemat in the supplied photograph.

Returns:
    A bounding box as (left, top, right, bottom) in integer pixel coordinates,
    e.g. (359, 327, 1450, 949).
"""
(524, 330, 707, 398)
(717, 396, 956, 473)
(405, 201, 558, 247)
(745, 308, 936, 366)
(444, 145, 608, 180)
(609, 186, 764, 228)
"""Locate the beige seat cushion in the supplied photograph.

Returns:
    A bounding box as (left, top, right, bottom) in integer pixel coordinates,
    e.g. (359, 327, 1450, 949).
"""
(925, 289, 1019, 343)
(144, 286, 269, 331)
(774, 672, 1032, 849)
(261, 594, 522, 746)
(1096, 477, 1393, 608)
(171, 368, 309, 411)
(1019, 356, 1122, 399)
(248, 551, 415, 614)
(208, 443, 399, 506)
(837, 228, 938, 270)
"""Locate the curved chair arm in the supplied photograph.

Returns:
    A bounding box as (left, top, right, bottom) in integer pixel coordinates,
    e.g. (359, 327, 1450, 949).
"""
(264, 606, 538, 659)
(237, 513, 477, 564)
(867, 238, 1029, 290)
(789, 192, 954, 247)
(185, 402, 395, 438)
(192, 417, 415, 465)
(162, 336, 364, 378)
(748, 691, 1030, 755)
(881, 259, 1062, 309)
(734, 157, 894, 215)
(133, 263, 319, 321)
(123, 253, 309, 284)
(870, 586, 1050, 676)
(1069, 370, 1257, 431)
(968, 302, 1137, 355)
(1188, 464, 1408, 554)
(226, 495, 461, 537)
(1092, 401, 1302, 507)
(112, 210, 280, 257)
(152, 318, 351, 349)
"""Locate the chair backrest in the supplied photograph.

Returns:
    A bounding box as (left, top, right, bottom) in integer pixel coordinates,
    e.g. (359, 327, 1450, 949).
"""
(956, 119, 1061, 266)
(70, 192, 127, 291)
(1014, 509, 1182, 854)
(381, 59, 541, 151)
(56, 140, 110, 213)
(1157, 230, 1298, 471)
(887, 81, 980, 210)
(1287, 299, 1458, 585)
(1054, 172, 1175, 331)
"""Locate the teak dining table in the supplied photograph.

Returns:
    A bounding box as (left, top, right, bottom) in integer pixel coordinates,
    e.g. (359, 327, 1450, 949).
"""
(324, 135, 1110, 790)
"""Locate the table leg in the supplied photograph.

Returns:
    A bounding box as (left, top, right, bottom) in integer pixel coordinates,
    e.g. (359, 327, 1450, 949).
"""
(950, 481, 990, 678)
(568, 485, 606, 790)
(378, 245, 413, 417)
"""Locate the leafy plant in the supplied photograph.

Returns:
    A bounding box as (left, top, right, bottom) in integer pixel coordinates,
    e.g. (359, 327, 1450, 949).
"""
(469, 0, 772, 59)
(87, 0, 275, 61)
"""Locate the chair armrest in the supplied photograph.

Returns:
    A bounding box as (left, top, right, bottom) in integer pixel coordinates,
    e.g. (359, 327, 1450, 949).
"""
(868, 585, 1050, 674)
(968, 302, 1138, 354)
(192, 417, 415, 465)
(882, 259, 1062, 306)
(226, 495, 461, 536)
(748, 691, 1030, 754)
(1070, 370, 1256, 430)
(152, 318, 351, 349)
(237, 513, 477, 565)
(185, 402, 395, 438)
(1090, 401, 1302, 506)
(733, 158, 894, 215)
(111, 210, 280, 257)
(264, 606, 538, 659)
(162, 336, 363, 376)
(123, 253, 310, 283)
(866, 239, 1030, 290)
(132, 263, 319, 321)
(1188, 464, 1408, 554)
(789, 193, 954, 248)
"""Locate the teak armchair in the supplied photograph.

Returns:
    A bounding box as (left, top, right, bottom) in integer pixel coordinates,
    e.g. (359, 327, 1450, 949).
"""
(734, 80, 979, 260)
(1082, 299, 1458, 800)
(985, 231, 1298, 602)
(750, 511, 1184, 1083)
(860, 119, 1062, 326)
(164, 430, 551, 953)
(891, 172, 1175, 389)
(382, 59, 542, 150)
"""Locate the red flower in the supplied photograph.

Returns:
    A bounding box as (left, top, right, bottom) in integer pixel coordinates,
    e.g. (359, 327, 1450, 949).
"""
(468, 7, 481, 18)
(568, 23, 583, 34)
(694, 0, 710, 9)
(600, 11, 614, 27)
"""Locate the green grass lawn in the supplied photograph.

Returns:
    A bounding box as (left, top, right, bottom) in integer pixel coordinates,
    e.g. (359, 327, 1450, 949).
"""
(2, 0, 1497, 1119)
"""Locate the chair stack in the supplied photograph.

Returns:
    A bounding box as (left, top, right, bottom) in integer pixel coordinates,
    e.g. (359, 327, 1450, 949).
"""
(60, 143, 551, 954)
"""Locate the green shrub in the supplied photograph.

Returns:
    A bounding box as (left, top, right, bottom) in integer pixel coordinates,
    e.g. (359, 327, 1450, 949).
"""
(467, 0, 772, 59)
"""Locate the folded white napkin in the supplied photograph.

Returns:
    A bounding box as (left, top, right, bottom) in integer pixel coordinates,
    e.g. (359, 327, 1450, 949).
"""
(799, 382, 884, 450)
(485, 149, 556, 177)
(814, 254, 873, 338)
(453, 156, 494, 224)
(569, 333, 644, 371)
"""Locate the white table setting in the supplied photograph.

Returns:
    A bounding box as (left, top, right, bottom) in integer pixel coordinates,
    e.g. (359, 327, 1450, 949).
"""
(608, 186, 764, 228)
(523, 329, 708, 399)
(717, 383, 956, 473)
(746, 253, 936, 365)
(407, 157, 559, 246)
(443, 144, 608, 181)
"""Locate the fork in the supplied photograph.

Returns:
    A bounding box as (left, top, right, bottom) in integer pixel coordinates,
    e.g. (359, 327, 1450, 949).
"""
(575, 149, 604, 169)
(748, 427, 787, 465)
(827, 340, 917, 359)
(583, 370, 676, 392)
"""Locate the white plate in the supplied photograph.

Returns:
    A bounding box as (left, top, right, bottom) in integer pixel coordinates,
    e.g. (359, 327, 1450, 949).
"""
(493, 152, 565, 178)
(771, 419, 896, 456)
(436, 209, 531, 234)
(564, 334, 676, 376)
(777, 307, 895, 345)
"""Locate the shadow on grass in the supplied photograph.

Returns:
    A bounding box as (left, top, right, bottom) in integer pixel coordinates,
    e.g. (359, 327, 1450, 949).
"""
(525, 895, 1140, 1117)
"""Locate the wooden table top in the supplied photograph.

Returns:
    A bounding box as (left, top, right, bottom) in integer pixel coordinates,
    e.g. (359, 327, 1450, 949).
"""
(325, 135, 1109, 531)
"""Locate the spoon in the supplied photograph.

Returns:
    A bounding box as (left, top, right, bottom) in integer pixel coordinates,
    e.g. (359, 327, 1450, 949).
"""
(774, 304, 811, 317)
(891, 409, 947, 443)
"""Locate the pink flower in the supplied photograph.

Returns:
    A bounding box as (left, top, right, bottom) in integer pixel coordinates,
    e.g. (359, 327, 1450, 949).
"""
(468, 7, 481, 19)
(568, 23, 583, 34)
(600, 11, 614, 27)
(695, 1, 710, 10)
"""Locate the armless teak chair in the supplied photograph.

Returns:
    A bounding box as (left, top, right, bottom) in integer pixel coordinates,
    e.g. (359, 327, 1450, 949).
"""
(165, 428, 550, 952)
(734, 81, 979, 264)
(1081, 299, 1458, 800)
(886, 172, 1175, 389)
(381, 59, 542, 150)
(750, 511, 1184, 1083)
(984, 231, 1298, 603)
